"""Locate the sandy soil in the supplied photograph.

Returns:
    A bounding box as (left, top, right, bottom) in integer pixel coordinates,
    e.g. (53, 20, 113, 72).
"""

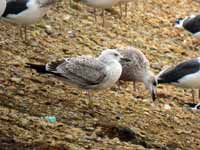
(0, 0, 200, 149)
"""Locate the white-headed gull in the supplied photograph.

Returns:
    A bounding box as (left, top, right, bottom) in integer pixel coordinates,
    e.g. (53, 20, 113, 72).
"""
(175, 15, 200, 38)
(2, 0, 56, 40)
(157, 57, 200, 102)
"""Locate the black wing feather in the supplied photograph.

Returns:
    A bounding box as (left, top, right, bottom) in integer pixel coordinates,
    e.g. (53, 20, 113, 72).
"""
(183, 15, 200, 34)
(158, 58, 200, 84)
(3, 0, 29, 17)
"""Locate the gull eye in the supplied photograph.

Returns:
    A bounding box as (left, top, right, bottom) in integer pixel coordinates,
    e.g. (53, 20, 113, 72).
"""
(175, 19, 180, 24)
(114, 53, 119, 57)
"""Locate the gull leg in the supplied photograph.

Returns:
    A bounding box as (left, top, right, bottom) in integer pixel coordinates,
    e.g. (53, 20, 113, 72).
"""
(125, 3, 128, 17)
(101, 9, 105, 26)
(86, 90, 98, 115)
(94, 8, 97, 22)
(86, 90, 94, 109)
(116, 80, 123, 90)
(119, 3, 123, 18)
(192, 89, 196, 103)
(199, 89, 200, 102)
(133, 81, 136, 92)
(24, 26, 28, 41)
(20, 26, 24, 39)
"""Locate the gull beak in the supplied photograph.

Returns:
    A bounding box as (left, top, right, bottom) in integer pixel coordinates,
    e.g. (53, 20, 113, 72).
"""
(151, 87, 157, 101)
(120, 57, 131, 63)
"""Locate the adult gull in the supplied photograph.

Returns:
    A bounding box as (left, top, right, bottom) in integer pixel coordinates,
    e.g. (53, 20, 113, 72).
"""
(2, 0, 56, 40)
(157, 57, 200, 102)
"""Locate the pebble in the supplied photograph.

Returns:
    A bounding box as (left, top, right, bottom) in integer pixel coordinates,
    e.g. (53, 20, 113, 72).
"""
(63, 15, 71, 22)
(11, 77, 22, 83)
(164, 104, 171, 110)
(45, 25, 53, 35)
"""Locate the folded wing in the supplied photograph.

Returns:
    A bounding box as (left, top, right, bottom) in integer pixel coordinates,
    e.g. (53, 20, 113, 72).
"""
(47, 56, 107, 88)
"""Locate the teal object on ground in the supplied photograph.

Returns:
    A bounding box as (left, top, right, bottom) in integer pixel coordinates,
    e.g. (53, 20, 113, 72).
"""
(44, 116, 57, 123)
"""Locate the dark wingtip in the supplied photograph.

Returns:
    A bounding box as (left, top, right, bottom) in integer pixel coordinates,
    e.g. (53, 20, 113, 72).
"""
(157, 78, 166, 84)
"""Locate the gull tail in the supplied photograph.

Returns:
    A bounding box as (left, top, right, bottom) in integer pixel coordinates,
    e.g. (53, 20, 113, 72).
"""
(26, 63, 48, 74)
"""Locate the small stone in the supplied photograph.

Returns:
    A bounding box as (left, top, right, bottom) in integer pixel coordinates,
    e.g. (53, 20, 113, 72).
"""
(63, 15, 71, 22)
(45, 25, 53, 35)
(65, 134, 74, 141)
(11, 77, 21, 83)
(68, 30, 76, 38)
(164, 104, 171, 110)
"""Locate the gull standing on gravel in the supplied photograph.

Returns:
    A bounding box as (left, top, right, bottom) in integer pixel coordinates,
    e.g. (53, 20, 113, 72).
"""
(117, 47, 157, 101)
(175, 14, 200, 38)
(157, 57, 200, 102)
(0, 0, 6, 17)
(81, 0, 121, 25)
(2, 0, 56, 41)
(27, 49, 130, 106)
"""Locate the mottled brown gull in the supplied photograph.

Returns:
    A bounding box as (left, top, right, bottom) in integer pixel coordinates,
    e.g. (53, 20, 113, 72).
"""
(117, 47, 157, 101)
(27, 49, 130, 105)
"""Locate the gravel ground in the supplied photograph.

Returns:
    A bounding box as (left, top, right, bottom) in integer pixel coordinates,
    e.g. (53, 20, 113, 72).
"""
(0, 0, 200, 149)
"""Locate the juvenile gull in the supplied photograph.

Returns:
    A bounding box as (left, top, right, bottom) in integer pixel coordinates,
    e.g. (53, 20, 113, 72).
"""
(175, 14, 200, 38)
(157, 57, 200, 102)
(0, 0, 6, 17)
(27, 49, 130, 106)
(117, 47, 157, 101)
(2, 0, 56, 40)
(81, 0, 121, 25)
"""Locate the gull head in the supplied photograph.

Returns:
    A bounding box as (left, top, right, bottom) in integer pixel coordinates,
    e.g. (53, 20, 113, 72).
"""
(144, 72, 157, 101)
(175, 18, 185, 28)
(99, 49, 130, 64)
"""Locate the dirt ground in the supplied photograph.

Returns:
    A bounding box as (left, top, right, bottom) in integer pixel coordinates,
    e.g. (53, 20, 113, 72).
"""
(0, 0, 200, 149)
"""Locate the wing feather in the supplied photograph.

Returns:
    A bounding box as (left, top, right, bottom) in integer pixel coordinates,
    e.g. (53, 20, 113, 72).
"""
(47, 56, 107, 88)
(158, 58, 200, 83)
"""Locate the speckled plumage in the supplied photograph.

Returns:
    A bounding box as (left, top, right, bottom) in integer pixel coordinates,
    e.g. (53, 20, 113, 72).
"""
(28, 49, 124, 91)
(46, 56, 108, 90)
(118, 47, 149, 82)
(117, 47, 157, 100)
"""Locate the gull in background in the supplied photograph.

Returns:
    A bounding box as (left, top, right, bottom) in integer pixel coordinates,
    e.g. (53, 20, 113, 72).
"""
(175, 14, 200, 38)
(27, 49, 130, 107)
(2, 0, 56, 41)
(119, 0, 135, 17)
(157, 57, 200, 102)
(81, 0, 121, 25)
(117, 47, 157, 101)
